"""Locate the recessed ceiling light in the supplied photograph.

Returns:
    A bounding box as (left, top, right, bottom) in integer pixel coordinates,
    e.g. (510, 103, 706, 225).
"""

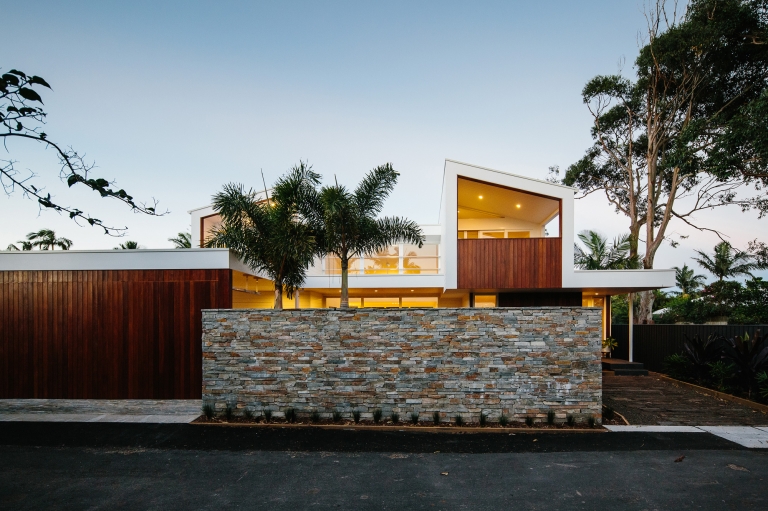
(478, 195, 483, 199)
(516, 204, 521, 208)
(411, 289, 414, 292)
(375, 290, 378, 292)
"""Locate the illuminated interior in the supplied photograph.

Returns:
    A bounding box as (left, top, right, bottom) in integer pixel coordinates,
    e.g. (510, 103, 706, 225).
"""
(457, 177, 560, 238)
(321, 243, 440, 275)
(582, 294, 609, 341)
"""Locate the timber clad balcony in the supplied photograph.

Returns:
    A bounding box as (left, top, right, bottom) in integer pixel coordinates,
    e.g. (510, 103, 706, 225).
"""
(457, 238, 562, 289)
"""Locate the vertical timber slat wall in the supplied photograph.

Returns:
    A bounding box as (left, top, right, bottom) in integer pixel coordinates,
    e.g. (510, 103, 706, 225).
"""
(0, 269, 232, 399)
(457, 238, 562, 289)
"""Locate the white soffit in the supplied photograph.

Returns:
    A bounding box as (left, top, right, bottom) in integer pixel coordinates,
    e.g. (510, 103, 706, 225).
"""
(0, 249, 234, 271)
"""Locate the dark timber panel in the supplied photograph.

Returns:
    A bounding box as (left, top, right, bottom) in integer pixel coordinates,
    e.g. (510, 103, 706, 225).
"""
(498, 292, 581, 307)
(457, 238, 562, 289)
(0, 269, 232, 399)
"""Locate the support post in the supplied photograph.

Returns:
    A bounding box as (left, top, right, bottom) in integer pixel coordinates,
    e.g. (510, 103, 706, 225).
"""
(295, 289, 300, 309)
(628, 292, 634, 362)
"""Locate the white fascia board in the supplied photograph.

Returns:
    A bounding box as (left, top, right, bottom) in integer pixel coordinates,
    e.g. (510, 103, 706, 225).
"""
(565, 269, 676, 291)
(304, 274, 445, 290)
(0, 249, 234, 271)
(442, 159, 575, 290)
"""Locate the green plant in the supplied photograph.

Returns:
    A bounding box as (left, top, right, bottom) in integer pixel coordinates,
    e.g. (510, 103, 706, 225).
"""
(373, 408, 383, 424)
(603, 405, 615, 421)
(757, 371, 768, 400)
(525, 416, 534, 427)
(707, 360, 737, 393)
(546, 410, 556, 425)
(410, 412, 419, 425)
(499, 414, 509, 427)
(310, 410, 321, 423)
(479, 411, 487, 427)
(602, 337, 618, 351)
(391, 412, 399, 424)
(663, 353, 694, 381)
(722, 330, 768, 393)
(588, 416, 596, 428)
(333, 410, 343, 422)
(243, 408, 254, 420)
(566, 414, 575, 426)
(433, 411, 441, 425)
(352, 410, 361, 424)
(224, 404, 234, 421)
(284, 408, 296, 423)
(683, 333, 727, 383)
(263, 408, 273, 422)
(454, 414, 463, 426)
(202, 402, 214, 419)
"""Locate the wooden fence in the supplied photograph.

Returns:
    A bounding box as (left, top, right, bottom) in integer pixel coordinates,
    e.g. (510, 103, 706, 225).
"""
(0, 269, 232, 399)
(612, 324, 768, 372)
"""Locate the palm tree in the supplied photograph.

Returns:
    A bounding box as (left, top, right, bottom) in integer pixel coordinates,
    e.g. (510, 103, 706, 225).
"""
(693, 241, 756, 281)
(672, 263, 706, 295)
(574, 230, 639, 270)
(318, 164, 424, 308)
(207, 163, 321, 309)
(6, 241, 32, 251)
(169, 232, 192, 249)
(26, 229, 72, 250)
(114, 241, 141, 250)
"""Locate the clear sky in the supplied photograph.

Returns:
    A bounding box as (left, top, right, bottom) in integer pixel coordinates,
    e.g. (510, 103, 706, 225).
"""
(2, 0, 765, 280)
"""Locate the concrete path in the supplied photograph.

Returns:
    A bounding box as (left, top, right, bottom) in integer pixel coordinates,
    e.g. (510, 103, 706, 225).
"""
(0, 399, 201, 424)
(605, 425, 768, 448)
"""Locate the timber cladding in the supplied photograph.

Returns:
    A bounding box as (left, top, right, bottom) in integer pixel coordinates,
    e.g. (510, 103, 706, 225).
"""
(457, 238, 562, 289)
(0, 269, 231, 399)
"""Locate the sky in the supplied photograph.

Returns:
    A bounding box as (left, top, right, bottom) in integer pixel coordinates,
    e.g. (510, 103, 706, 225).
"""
(2, 0, 766, 281)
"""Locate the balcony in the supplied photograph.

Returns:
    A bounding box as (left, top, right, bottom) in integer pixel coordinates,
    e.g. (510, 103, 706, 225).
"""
(457, 238, 562, 289)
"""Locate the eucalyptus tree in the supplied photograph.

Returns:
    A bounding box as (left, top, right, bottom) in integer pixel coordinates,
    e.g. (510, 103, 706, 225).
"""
(574, 230, 640, 270)
(207, 163, 321, 309)
(693, 241, 757, 281)
(1, 68, 163, 234)
(672, 263, 706, 295)
(26, 229, 72, 250)
(318, 164, 424, 308)
(169, 232, 192, 249)
(553, 0, 768, 321)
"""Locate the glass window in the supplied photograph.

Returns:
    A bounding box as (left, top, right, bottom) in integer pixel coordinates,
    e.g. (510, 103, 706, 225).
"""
(201, 214, 222, 247)
(325, 297, 362, 308)
(362, 297, 400, 308)
(506, 231, 530, 238)
(474, 294, 497, 307)
(324, 256, 362, 275)
(403, 244, 439, 274)
(401, 297, 438, 308)
(364, 246, 400, 275)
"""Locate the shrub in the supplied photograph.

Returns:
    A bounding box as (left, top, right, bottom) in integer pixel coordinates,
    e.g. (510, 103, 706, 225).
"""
(722, 330, 768, 392)
(243, 408, 254, 420)
(410, 412, 419, 425)
(263, 408, 273, 422)
(603, 405, 615, 421)
(391, 412, 400, 424)
(757, 371, 768, 400)
(546, 410, 555, 425)
(373, 408, 383, 424)
(284, 408, 296, 423)
(224, 404, 234, 421)
(433, 411, 441, 425)
(352, 410, 361, 424)
(479, 411, 487, 427)
(708, 360, 737, 392)
(663, 353, 694, 381)
(525, 416, 534, 427)
(454, 414, 463, 426)
(333, 410, 343, 422)
(499, 414, 509, 427)
(566, 414, 575, 426)
(202, 402, 214, 419)
(310, 410, 321, 423)
(588, 416, 596, 428)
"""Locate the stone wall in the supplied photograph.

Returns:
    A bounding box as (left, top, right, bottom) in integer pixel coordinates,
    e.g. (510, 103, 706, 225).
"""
(202, 307, 602, 424)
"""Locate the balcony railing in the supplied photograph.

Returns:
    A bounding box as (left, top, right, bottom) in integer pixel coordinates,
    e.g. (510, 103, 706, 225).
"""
(310, 244, 442, 276)
(457, 238, 562, 289)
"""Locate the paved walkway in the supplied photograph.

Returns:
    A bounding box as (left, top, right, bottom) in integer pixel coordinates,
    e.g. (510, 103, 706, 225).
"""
(0, 399, 201, 423)
(603, 373, 768, 426)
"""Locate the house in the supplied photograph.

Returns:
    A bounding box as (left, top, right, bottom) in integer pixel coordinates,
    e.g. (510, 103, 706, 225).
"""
(0, 159, 673, 399)
(190, 159, 675, 338)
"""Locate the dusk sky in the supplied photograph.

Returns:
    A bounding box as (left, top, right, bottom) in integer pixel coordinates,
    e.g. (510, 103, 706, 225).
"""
(3, 0, 765, 280)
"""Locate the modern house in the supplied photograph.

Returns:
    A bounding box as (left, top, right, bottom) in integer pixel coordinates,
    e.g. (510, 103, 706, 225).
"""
(0, 159, 674, 399)
(190, 160, 675, 338)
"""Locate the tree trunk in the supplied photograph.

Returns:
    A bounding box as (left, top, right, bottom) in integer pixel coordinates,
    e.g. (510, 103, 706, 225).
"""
(637, 291, 654, 324)
(273, 284, 283, 310)
(340, 257, 349, 308)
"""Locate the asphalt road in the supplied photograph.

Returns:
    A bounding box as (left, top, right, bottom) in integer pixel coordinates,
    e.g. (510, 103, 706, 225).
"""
(1, 424, 767, 510)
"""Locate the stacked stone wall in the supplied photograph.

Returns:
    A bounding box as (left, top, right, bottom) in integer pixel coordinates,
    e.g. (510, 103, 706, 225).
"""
(202, 307, 602, 423)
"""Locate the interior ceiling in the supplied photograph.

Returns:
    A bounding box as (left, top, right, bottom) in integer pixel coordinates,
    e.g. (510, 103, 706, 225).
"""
(457, 178, 559, 224)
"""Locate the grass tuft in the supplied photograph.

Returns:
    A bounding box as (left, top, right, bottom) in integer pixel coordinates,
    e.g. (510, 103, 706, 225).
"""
(410, 412, 419, 425)
(243, 408, 254, 420)
(310, 410, 321, 423)
(333, 410, 343, 422)
(284, 407, 296, 423)
(373, 408, 383, 424)
(224, 404, 234, 421)
(547, 410, 556, 425)
(525, 416, 534, 427)
(202, 402, 214, 419)
(566, 414, 575, 426)
(352, 410, 361, 424)
(479, 411, 487, 427)
(588, 416, 596, 428)
(498, 414, 509, 427)
(391, 412, 400, 424)
(433, 411, 441, 425)
(454, 414, 463, 426)
(263, 408, 273, 422)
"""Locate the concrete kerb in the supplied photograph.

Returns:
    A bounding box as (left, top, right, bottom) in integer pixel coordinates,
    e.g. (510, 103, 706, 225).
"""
(652, 372, 768, 414)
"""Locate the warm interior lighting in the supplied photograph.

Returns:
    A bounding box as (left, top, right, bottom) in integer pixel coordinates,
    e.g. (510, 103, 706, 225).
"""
(478, 195, 483, 199)
(516, 204, 521, 208)
(411, 289, 414, 292)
